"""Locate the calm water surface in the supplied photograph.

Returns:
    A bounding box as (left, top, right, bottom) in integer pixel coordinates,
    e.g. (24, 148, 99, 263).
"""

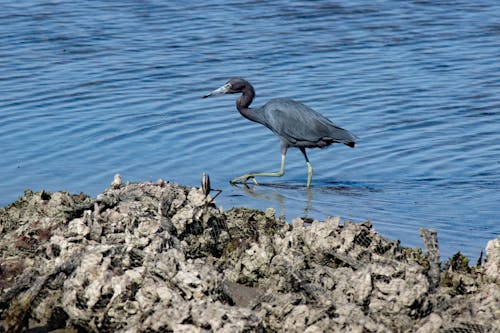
(1, 1, 499, 259)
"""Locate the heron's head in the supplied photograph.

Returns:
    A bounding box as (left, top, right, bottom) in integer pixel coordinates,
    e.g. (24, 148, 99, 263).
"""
(203, 77, 249, 98)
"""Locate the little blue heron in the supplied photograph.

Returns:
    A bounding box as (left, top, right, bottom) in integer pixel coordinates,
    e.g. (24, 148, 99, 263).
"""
(203, 77, 357, 187)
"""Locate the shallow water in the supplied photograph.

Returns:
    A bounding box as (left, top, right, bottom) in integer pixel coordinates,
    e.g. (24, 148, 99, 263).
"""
(1, 0, 499, 259)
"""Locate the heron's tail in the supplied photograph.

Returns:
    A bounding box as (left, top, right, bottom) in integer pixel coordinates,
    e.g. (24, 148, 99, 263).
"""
(333, 127, 357, 148)
(321, 119, 357, 148)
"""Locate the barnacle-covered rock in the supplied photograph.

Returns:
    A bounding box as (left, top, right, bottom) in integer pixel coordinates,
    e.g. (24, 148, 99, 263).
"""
(0, 180, 498, 333)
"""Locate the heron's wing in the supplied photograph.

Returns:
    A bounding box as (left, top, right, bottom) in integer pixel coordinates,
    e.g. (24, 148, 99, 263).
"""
(262, 99, 356, 146)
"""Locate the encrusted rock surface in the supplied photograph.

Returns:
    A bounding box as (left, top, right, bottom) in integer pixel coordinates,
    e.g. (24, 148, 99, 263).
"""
(0, 181, 498, 332)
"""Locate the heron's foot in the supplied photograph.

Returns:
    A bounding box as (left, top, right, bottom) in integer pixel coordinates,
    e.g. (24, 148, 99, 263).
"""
(230, 174, 259, 185)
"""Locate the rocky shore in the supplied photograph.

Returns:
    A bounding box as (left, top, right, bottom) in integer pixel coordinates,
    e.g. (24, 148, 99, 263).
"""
(0, 179, 498, 332)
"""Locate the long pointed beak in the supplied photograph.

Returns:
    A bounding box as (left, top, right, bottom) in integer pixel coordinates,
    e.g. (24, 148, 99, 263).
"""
(203, 83, 230, 98)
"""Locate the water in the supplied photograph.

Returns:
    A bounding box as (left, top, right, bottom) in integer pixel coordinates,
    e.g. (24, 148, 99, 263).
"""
(1, 1, 499, 259)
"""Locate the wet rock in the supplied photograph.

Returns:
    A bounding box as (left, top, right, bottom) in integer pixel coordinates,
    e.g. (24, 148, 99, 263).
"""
(0, 180, 499, 332)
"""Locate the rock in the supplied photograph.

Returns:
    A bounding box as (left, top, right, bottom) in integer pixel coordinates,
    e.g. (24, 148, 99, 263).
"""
(264, 208, 275, 218)
(221, 281, 265, 307)
(416, 313, 443, 333)
(484, 237, 500, 283)
(0, 181, 499, 332)
(67, 217, 90, 238)
(110, 174, 122, 189)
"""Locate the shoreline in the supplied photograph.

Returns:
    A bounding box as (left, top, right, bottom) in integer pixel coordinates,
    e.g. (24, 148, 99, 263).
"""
(1, 179, 498, 332)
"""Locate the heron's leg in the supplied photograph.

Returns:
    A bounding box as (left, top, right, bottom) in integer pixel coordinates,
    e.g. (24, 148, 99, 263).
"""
(300, 148, 313, 187)
(230, 154, 286, 185)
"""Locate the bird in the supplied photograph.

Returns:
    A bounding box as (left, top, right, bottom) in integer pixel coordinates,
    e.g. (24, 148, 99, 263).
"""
(203, 77, 357, 187)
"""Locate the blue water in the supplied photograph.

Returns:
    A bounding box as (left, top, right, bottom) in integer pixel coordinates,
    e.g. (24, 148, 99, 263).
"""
(1, 1, 499, 259)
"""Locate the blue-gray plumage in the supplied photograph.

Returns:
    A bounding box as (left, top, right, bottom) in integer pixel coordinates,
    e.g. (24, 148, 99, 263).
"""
(203, 77, 357, 187)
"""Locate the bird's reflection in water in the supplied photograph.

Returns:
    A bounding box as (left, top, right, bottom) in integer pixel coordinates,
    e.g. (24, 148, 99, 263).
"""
(230, 183, 314, 220)
(230, 183, 289, 218)
(230, 181, 379, 221)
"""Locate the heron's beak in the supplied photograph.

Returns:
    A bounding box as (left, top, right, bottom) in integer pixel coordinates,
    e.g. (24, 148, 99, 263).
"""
(203, 83, 230, 98)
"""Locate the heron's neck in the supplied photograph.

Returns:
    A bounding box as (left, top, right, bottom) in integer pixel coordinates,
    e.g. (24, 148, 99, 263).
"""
(236, 84, 254, 113)
(236, 84, 261, 122)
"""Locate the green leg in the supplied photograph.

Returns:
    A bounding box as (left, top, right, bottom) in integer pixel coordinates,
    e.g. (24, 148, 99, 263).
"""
(306, 161, 313, 188)
(230, 154, 286, 185)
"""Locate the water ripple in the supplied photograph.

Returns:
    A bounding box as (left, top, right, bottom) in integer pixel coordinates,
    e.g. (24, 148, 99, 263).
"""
(1, 0, 499, 259)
